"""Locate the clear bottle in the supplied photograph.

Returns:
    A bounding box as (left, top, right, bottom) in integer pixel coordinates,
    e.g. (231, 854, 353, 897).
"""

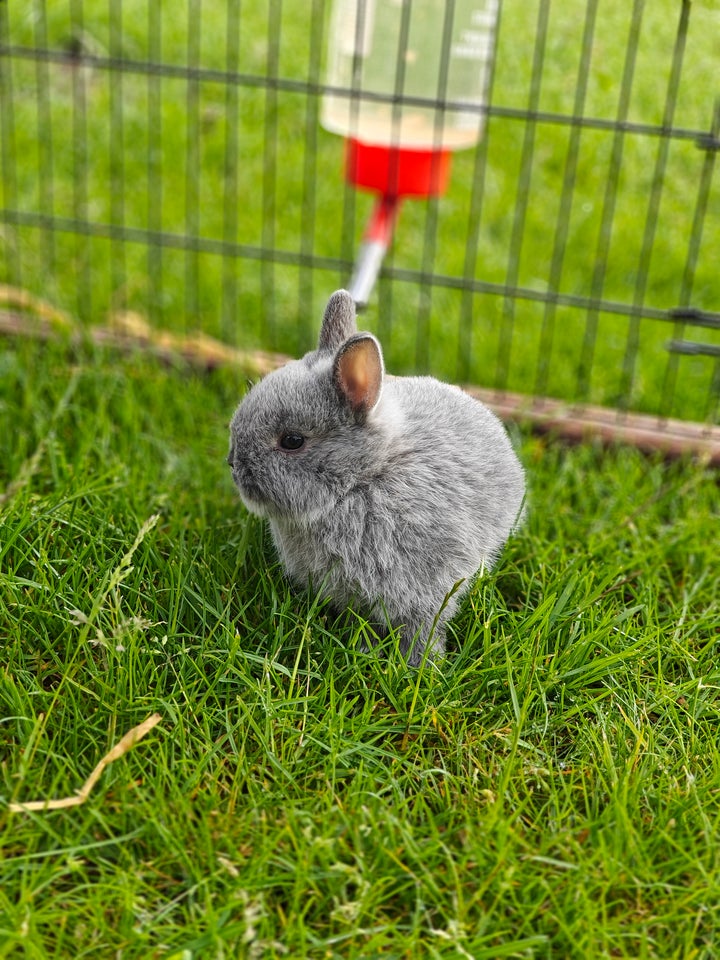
(322, 0, 500, 152)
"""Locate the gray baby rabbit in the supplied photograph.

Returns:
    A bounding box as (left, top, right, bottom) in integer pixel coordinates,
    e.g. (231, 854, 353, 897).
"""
(228, 290, 525, 666)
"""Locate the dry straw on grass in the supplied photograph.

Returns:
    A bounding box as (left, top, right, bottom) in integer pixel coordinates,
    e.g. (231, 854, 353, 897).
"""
(8, 713, 162, 813)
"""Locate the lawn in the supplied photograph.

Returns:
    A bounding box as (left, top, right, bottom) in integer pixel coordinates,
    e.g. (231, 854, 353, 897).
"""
(1, 2, 720, 956)
(1, 338, 718, 957)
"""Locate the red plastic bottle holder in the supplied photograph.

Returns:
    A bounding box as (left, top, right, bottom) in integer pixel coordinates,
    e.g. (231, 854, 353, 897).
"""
(345, 138, 452, 197)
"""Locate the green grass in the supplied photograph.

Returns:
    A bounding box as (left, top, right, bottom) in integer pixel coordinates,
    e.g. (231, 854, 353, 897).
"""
(1, 1, 719, 417)
(1, 4, 719, 954)
(1, 339, 719, 958)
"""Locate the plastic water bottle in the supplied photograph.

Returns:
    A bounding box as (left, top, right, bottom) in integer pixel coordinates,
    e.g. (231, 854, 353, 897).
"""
(322, 0, 500, 152)
(322, 0, 500, 306)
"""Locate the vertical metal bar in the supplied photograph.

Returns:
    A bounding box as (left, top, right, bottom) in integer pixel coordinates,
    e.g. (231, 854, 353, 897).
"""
(0, 0, 21, 288)
(372, 0, 413, 341)
(415, 0, 457, 374)
(298, 0, 327, 351)
(457, 0, 503, 385)
(34, 0, 57, 298)
(69, 0, 92, 322)
(619, 0, 691, 413)
(577, 0, 644, 402)
(495, 0, 551, 392)
(221, 0, 242, 344)
(262, 0, 282, 347)
(708, 359, 720, 426)
(534, 0, 599, 399)
(185, 0, 202, 327)
(340, 0, 367, 298)
(109, 0, 126, 309)
(147, 1, 163, 325)
(661, 100, 720, 422)
(390, 0, 413, 154)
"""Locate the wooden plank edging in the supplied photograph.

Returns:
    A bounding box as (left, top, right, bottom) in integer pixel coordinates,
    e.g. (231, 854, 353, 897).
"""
(1, 307, 717, 464)
(465, 386, 720, 464)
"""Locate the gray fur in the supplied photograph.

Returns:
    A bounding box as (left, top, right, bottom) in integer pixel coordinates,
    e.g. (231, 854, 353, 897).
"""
(318, 289, 357, 351)
(228, 290, 526, 667)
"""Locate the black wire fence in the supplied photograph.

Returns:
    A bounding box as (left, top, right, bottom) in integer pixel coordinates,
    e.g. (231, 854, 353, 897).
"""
(0, 1, 719, 435)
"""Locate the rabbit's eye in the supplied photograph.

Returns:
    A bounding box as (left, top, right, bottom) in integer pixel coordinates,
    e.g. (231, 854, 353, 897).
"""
(279, 432, 305, 451)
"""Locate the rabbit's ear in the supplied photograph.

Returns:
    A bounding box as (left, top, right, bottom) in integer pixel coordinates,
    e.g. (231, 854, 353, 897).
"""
(319, 290, 357, 351)
(333, 334, 384, 416)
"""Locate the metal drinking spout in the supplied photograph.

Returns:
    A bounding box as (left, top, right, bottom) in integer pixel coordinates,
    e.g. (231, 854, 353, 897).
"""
(348, 194, 400, 309)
